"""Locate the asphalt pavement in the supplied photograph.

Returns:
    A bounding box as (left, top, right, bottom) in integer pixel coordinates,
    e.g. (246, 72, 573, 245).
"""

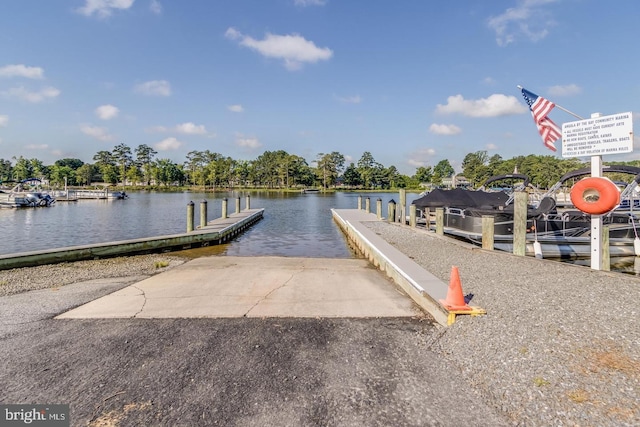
(0, 272, 508, 426)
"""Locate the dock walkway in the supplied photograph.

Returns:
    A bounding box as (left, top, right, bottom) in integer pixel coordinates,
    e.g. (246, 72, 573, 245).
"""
(0, 208, 264, 270)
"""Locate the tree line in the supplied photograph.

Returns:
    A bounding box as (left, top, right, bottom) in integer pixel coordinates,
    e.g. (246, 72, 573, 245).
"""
(1, 144, 638, 190)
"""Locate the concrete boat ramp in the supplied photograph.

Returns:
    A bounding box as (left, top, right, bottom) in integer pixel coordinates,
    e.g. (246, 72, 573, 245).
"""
(57, 209, 451, 324)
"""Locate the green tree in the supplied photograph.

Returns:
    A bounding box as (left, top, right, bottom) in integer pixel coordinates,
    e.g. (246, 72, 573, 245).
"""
(76, 164, 96, 186)
(49, 165, 75, 187)
(112, 143, 132, 187)
(461, 150, 490, 187)
(432, 159, 454, 186)
(153, 158, 183, 186)
(0, 158, 14, 182)
(315, 151, 345, 189)
(342, 163, 362, 187)
(135, 144, 157, 185)
(413, 166, 433, 184)
(357, 151, 382, 188)
(184, 150, 207, 188)
(12, 156, 32, 181)
(55, 158, 84, 170)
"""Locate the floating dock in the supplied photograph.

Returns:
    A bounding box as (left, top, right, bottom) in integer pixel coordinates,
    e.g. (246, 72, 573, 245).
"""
(0, 209, 264, 270)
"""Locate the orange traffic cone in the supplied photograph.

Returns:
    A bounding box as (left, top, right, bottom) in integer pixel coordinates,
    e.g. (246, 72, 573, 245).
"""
(439, 266, 472, 311)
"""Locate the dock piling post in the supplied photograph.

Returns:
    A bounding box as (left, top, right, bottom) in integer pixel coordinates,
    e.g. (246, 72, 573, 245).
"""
(409, 204, 416, 227)
(513, 192, 528, 256)
(357, 195, 362, 210)
(387, 200, 396, 223)
(187, 201, 194, 232)
(482, 215, 494, 250)
(399, 189, 406, 224)
(603, 225, 610, 271)
(246, 195, 251, 210)
(365, 197, 370, 213)
(376, 198, 382, 219)
(435, 208, 444, 235)
(200, 200, 207, 228)
(236, 196, 241, 214)
(222, 198, 228, 219)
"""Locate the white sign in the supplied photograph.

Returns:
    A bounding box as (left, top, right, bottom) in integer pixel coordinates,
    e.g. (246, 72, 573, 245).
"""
(561, 112, 633, 158)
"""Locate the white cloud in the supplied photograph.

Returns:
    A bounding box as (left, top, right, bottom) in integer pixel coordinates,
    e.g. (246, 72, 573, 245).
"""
(486, 143, 498, 150)
(146, 122, 209, 135)
(2, 86, 60, 103)
(0, 115, 8, 127)
(95, 104, 120, 120)
(407, 148, 437, 168)
(487, 0, 557, 46)
(175, 122, 207, 135)
(155, 137, 182, 151)
(227, 104, 244, 113)
(80, 125, 114, 141)
(76, 0, 135, 18)
(225, 27, 333, 71)
(25, 144, 49, 150)
(235, 134, 262, 149)
(336, 95, 362, 104)
(294, 0, 327, 6)
(0, 64, 44, 79)
(547, 84, 582, 97)
(436, 94, 527, 117)
(134, 80, 171, 96)
(150, 0, 162, 14)
(429, 123, 462, 135)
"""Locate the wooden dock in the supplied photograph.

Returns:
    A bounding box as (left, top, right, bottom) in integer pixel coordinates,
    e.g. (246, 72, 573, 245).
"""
(0, 209, 264, 270)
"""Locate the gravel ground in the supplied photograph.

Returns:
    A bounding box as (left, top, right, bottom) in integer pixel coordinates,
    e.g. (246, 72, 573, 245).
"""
(1, 226, 639, 426)
(0, 254, 187, 297)
(366, 221, 640, 427)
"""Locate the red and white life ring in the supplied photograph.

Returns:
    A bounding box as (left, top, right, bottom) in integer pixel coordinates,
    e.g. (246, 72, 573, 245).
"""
(569, 177, 620, 215)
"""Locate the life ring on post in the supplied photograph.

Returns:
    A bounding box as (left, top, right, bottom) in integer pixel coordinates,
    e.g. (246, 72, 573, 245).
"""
(569, 177, 620, 215)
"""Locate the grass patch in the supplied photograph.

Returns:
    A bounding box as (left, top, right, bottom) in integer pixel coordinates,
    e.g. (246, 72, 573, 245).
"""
(533, 377, 550, 387)
(592, 350, 640, 374)
(567, 389, 589, 403)
(154, 260, 170, 269)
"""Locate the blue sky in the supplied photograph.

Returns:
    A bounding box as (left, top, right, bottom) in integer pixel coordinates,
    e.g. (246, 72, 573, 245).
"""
(1, 0, 639, 175)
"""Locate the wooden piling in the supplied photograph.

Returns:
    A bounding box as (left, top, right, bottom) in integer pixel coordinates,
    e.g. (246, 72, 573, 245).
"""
(603, 225, 610, 271)
(482, 215, 494, 250)
(365, 197, 370, 213)
(187, 201, 194, 232)
(222, 198, 228, 219)
(376, 198, 382, 220)
(387, 200, 396, 223)
(246, 195, 251, 210)
(358, 195, 362, 210)
(435, 208, 444, 235)
(512, 192, 528, 256)
(236, 197, 241, 214)
(409, 204, 416, 228)
(399, 189, 406, 225)
(200, 200, 207, 228)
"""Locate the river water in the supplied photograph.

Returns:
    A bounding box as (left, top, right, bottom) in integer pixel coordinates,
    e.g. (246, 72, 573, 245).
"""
(2, 191, 637, 274)
(0, 191, 419, 257)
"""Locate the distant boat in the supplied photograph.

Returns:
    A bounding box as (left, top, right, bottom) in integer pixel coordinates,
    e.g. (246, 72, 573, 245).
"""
(0, 178, 56, 208)
(302, 188, 320, 194)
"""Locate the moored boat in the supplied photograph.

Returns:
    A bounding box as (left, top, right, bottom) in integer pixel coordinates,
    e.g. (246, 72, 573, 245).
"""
(0, 178, 56, 208)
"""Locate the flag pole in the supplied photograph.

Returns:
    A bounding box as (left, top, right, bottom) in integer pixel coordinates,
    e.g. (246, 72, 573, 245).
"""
(516, 85, 584, 120)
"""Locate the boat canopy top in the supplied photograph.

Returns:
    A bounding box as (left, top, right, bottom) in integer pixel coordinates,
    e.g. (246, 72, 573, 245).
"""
(412, 188, 511, 210)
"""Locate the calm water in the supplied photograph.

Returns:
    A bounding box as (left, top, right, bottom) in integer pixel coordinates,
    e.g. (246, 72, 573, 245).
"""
(0, 191, 420, 257)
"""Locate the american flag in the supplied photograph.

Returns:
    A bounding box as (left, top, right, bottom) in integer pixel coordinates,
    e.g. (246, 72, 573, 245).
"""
(520, 87, 561, 152)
